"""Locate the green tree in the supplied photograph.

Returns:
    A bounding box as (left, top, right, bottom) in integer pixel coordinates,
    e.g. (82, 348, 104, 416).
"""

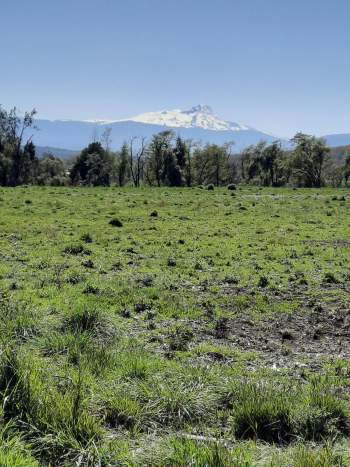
(70, 142, 112, 186)
(162, 150, 182, 186)
(0, 106, 37, 186)
(37, 153, 67, 186)
(147, 131, 174, 186)
(193, 144, 230, 186)
(343, 151, 350, 185)
(174, 136, 187, 169)
(117, 142, 129, 186)
(290, 133, 330, 188)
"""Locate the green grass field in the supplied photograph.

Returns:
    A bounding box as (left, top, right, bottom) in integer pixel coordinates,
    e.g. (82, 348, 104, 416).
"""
(1, 185, 350, 465)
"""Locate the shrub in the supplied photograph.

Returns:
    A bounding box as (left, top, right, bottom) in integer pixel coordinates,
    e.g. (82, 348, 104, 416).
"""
(207, 184, 215, 190)
(227, 184, 236, 190)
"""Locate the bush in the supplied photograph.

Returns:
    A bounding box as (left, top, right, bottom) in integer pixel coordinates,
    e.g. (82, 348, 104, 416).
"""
(207, 184, 215, 190)
(227, 184, 236, 190)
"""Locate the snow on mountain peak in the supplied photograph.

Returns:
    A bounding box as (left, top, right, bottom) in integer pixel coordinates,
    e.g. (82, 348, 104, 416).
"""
(119, 105, 249, 132)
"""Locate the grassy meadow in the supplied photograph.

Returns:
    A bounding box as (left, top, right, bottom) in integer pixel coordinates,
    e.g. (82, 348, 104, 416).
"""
(0, 185, 350, 465)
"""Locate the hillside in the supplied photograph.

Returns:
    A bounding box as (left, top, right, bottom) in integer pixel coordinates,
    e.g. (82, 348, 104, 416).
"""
(33, 105, 281, 152)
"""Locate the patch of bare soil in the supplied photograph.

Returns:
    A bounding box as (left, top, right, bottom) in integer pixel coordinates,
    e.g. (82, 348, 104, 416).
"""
(209, 305, 350, 372)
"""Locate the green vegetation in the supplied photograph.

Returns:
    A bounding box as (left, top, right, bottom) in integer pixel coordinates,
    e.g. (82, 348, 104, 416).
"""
(2, 105, 350, 189)
(0, 185, 350, 464)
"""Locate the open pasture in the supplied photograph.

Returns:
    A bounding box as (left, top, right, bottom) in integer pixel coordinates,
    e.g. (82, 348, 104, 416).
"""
(0, 186, 350, 465)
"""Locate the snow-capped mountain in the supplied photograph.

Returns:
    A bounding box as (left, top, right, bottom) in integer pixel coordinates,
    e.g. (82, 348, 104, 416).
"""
(33, 104, 282, 155)
(24, 105, 350, 157)
(117, 105, 250, 132)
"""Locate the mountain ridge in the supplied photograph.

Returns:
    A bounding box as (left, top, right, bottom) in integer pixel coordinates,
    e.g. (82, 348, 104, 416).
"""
(33, 104, 280, 152)
(31, 105, 350, 155)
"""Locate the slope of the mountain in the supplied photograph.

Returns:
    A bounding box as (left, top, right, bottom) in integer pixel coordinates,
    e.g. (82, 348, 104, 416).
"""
(33, 105, 280, 152)
(117, 104, 250, 131)
(36, 146, 78, 159)
(323, 134, 350, 148)
(31, 105, 348, 153)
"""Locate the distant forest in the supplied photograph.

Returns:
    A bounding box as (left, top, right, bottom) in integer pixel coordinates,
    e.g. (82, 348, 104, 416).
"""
(1, 106, 350, 188)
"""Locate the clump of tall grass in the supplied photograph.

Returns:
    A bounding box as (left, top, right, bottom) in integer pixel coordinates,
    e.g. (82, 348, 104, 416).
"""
(0, 426, 39, 467)
(294, 377, 349, 441)
(62, 307, 116, 344)
(229, 382, 294, 443)
(103, 391, 145, 431)
(140, 378, 215, 428)
(164, 438, 253, 467)
(270, 443, 348, 467)
(0, 297, 40, 343)
(221, 378, 349, 444)
(0, 349, 103, 464)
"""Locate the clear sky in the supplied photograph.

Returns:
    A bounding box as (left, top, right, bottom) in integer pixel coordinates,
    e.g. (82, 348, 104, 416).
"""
(1, 0, 349, 137)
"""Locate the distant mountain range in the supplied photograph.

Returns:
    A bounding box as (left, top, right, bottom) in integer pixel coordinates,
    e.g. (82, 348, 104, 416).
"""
(322, 134, 350, 148)
(32, 105, 350, 157)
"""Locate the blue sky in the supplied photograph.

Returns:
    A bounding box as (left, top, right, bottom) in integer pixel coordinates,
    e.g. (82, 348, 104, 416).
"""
(1, 0, 349, 137)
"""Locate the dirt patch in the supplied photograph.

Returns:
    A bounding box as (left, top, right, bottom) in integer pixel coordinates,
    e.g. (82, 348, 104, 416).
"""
(209, 306, 350, 372)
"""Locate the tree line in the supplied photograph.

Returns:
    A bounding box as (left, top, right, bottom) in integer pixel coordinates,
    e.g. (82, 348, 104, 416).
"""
(1, 106, 350, 188)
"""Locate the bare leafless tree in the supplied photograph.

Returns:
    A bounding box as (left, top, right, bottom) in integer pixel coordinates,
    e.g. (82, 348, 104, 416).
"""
(101, 127, 112, 151)
(129, 136, 147, 187)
